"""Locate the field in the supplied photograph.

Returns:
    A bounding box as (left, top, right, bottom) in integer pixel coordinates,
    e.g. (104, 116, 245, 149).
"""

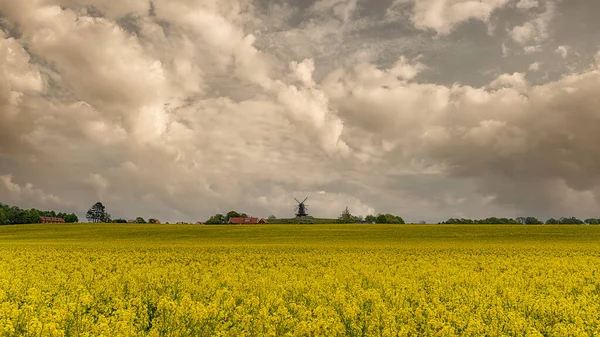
(0, 224, 599, 336)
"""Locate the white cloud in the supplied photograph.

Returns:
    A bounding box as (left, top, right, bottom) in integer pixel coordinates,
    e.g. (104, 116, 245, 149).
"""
(516, 0, 539, 9)
(556, 45, 569, 59)
(389, 0, 509, 35)
(489, 72, 528, 89)
(0, 31, 43, 154)
(511, 22, 536, 45)
(290, 58, 317, 87)
(310, 0, 358, 22)
(524, 45, 542, 54)
(528, 62, 541, 72)
(510, 1, 555, 45)
(0, 175, 68, 208)
(501, 43, 510, 57)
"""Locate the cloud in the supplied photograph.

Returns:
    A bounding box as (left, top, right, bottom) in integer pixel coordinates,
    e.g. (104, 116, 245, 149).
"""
(323, 57, 600, 217)
(489, 72, 528, 89)
(501, 43, 510, 57)
(510, 22, 536, 45)
(528, 62, 541, 72)
(0, 175, 69, 209)
(510, 1, 555, 45)
(310, 0, 358, 23)
(523, 45, 542, 54)
(516, 0, 539, 10)
(0, 31, 43, 155)
(556, 45, 569, 59)
(391, 0, 509, 35)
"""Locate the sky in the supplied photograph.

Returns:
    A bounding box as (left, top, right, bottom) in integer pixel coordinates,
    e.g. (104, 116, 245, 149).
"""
(1, 0, 600, 223)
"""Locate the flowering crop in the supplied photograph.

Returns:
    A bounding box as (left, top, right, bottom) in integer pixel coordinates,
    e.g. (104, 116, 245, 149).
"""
(0, 224, 599, 336)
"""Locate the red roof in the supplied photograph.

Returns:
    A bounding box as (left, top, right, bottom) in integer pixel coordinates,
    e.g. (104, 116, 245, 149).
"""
(40, 216, 65, 223)
(228, 217, 260, 224)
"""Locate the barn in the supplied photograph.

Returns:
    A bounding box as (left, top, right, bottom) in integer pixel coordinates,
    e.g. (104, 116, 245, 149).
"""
(40, 216, 65, 223)
(228, 217, 268, 224)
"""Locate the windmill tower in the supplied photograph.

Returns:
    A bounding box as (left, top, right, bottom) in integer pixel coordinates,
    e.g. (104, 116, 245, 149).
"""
(294, 197, 309, 217)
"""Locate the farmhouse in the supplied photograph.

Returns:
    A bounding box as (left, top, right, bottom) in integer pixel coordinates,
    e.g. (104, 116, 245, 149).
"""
(228, 217, 268, 224)
(40, 216, 65, 223)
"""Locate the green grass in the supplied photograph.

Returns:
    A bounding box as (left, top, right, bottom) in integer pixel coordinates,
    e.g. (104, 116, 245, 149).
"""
(1, 223, 599, 249)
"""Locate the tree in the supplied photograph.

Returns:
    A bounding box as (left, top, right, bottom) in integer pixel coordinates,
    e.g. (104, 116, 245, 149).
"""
(268, 215, 277, 221)
(206, 214, 225, 224)
(26, 209, 41, 224)
(585, 218, 599, 225)
(546, 218, 559, 224)
(0, 202, 78, 225)
(148, 218, 159, 224)
(9, 206, 27, 224)
(224, 211, 249, 222)
(525, 217, 543, 224)
(365, 215, 376, 223)
(559, 217, 584, 225)
(375, 213, 405, 224)
(338, 206, 357, 224)
(113, 218, 127, 223)
(86, 202, 108, 223)
(225, 210, 241, 222)
(0, 207, 9, 225)
(63, 213, 79, 223)
(135, 217, 147, 224)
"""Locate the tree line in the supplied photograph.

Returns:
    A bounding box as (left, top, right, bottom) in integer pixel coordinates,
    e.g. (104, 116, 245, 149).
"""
(86, 202, 161, 224)
(86, 202, 251, 225)
(440, 216, 600, 225)
(5, 200, 600, 226)
(0, 202, 78, 225)
(205, 210, 249, 224)
(111, 217, 161, 224)
(338, 207, 405, 224)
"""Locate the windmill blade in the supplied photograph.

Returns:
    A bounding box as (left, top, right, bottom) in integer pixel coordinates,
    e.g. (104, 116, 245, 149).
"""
(302, 197, 308, 203)
(294, 198, 300, 203)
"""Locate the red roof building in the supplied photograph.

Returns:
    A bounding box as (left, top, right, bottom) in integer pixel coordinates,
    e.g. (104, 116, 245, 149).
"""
(228, 217, 268, 224)
(40, 216, 65, 223)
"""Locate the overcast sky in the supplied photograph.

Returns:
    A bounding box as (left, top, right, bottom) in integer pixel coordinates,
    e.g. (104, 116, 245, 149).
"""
(1, 0, 600, 223)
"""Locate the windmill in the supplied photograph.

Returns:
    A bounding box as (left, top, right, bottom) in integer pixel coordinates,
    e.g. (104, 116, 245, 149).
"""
(294, 197, 309, 217)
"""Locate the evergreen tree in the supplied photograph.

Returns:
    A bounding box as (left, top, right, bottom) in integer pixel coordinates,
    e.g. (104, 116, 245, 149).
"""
(338, 206, 356, 223)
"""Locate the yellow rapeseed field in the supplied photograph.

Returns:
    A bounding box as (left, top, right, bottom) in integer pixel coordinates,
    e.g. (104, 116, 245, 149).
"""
(0, 224, 599, 336)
